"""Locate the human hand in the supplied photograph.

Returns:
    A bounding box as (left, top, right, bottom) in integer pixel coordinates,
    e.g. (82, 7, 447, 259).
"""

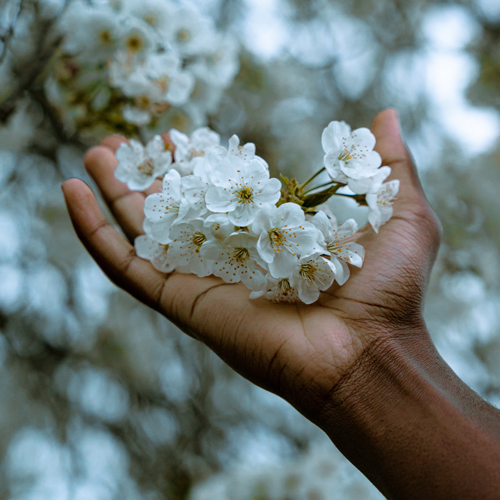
(62, 109, 442, 426)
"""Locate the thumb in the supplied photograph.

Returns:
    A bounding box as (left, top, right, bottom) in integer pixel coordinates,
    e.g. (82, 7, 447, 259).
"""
(371, 109, 431, 217)
(370, 109, 442, 253)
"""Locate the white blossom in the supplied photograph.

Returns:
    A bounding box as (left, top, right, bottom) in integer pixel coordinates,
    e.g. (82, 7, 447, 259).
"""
(117, 18, 155, 57)
(250, 276, 300, 303)
(322, 121, 382, 194)
(366, 180, 400, 233)
(167, 5, 217, 56)
(170, 127, 220, 175)
(61, 4, 120, 63)
(167, 219, 214, 277)
(143, 169, 190, 244)
(207, 134, 269, 171)
(349, 165, 392, 196)
(291, 254, 337, 304)
(205, 156, 281, 227)
(134, 235, 174, 273)
(110, 51, 195, 125)
(51, 0, 240, 142)
(312, 211, 364, 285)
(252, 203, 322, 279)
(202, 232, 266, 290)
(125, 0, 175, 33)
(190, 34, 240, 89)
(180, 163, 212, 218)
(115, 136, 172, 191)
(203, 213, 236, 242)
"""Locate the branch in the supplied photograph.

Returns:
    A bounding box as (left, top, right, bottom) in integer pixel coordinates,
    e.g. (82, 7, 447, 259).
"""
(0, 0, 25, 65)
(0, 0, 72, 122)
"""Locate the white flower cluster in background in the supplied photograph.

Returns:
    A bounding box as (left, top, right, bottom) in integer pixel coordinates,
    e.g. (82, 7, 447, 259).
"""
(45, 0, 240, 141)
(115, 121, 399, 304)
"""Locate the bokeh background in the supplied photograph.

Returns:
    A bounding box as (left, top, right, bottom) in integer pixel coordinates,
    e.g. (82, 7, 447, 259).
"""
(1, 0, 500, 498)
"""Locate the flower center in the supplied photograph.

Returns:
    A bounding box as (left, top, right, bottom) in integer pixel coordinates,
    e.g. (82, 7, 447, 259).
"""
(338, 148, 353, 162)
(177, 29, 191, 42)
(300, 263, 316, 282)
(233, 247, 250, 263)
(156, 75, 169, 93)
(98, 30, 112, 45)
(137, 95, 151, 108)
(138, 158, 155, 176)
(278, 279, 292, 293)
(268, 228, 285, 247)
(190, 148, 205, 158)
(144, 13, 157, 26)
(126, 35, 144, 52)
(237, 187, 254, 204)
(192, 232, 206, 250)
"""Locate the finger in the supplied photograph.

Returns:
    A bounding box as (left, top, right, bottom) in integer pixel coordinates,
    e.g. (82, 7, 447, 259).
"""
(100, 134, 128, 152)
(370, 109, 442, 248)
(62, 178, 168, 304)
(63, 178, 235, 340)
(371, 109, 429, 213)
(84, 146, 161, 241)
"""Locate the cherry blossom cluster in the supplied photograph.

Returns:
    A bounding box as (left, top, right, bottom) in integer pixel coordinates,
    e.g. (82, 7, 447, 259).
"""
(115, 121, 399, 304)
(45, 0, 239, 141)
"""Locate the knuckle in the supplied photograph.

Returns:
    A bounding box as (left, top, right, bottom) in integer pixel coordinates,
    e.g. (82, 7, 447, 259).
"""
(411, 204, 443, 249)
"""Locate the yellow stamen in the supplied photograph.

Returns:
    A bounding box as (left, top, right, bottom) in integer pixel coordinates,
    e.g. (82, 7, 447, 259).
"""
(138, 158, 155, 176)
(177, 29, 191, 42)
(299, 263, 316, 282)
(268, 228, 284, 246)
(237, 187, 253, 204)
(234, 247, 249, 263)
(192, 232, 206, 250)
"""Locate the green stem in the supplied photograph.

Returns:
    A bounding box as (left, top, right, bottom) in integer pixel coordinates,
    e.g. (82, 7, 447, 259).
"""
(303, 180, 336, 195)
(332, 192, 368, 206)
(300, 167, 326, 189)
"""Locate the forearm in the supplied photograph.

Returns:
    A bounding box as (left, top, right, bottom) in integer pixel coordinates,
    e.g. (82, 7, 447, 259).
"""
(318, 325, 500, 499)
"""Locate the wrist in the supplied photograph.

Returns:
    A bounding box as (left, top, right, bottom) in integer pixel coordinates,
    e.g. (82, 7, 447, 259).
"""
(313, 322, 500, 498)
(314, 319, 434, 431)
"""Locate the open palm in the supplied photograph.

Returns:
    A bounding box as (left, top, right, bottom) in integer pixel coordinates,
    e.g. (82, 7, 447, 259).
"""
(63, 109, 441, 423)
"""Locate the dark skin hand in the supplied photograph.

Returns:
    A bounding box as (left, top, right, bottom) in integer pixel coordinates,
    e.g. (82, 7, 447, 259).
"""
(63, 110, 500, 499)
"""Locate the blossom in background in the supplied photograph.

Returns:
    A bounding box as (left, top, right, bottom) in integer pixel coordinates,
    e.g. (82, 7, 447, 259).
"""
(322, 121, 383, 194)
(252, 203, 322, 279)
(205, 156, 281, 226)
(60, 4, 120, 63)
(117, 18, 155, 57)
(126, 0, 175, 33)
(189, 34, 240, 93)
(110, 51, 195, 126)
(167, 5, 217, 56)
(312, 211, 364, 285)
(47, 0, 240, 140)
(366, 180, 400, 233)
(115, 135, 172, 190)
